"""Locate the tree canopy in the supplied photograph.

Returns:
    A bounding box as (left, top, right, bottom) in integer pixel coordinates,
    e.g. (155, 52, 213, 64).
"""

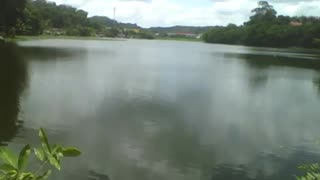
(0, 0, 27, 37)
(0, 0, 143, 38)
(203, 1, 320, 48)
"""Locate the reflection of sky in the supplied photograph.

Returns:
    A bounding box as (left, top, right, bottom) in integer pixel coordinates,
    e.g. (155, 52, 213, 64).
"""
(18, 39, 320, 180)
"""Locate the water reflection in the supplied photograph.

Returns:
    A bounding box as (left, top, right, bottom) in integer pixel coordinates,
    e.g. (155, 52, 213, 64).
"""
(313, 74, 320, 95)
(20, 46, 87, 61)
(6, 40, 320, 180)
(0, 43, 27, 145)
(236, 53, 320, 70)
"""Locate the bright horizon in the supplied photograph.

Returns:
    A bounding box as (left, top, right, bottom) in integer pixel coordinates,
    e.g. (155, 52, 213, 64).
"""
(50, 0, 320, 28)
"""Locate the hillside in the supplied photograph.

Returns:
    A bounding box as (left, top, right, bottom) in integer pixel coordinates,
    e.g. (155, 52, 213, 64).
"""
(88, 16, 140, 29)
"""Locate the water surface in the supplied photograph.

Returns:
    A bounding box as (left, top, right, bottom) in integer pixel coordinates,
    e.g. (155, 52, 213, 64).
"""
(1, 39, 320, 180)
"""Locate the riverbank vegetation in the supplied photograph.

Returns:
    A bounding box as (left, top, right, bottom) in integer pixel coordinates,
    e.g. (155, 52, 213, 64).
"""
(0, 0, 206, 42)
(203, 1, 320, 48)
(0, 0, 153, 40)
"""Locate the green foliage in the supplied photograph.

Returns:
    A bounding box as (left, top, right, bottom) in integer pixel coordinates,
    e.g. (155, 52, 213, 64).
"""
(0, 0, 27, 37)
(203, 1, 320, 48)
(202, 24, 245, 45)
(250, 1, 277, 23)
(88, 16, 116, 31)
(313, 39, 320, 48)
(100, 28, 119, 38)
(125, 30, 154, 39)
(66, 26, 95, 37)
(0, 128, 80, 180)
(296, 163, 320, 180)
(0, 0, 142, 38)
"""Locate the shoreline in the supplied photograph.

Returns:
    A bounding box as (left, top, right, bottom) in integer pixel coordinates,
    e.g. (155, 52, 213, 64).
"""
(8, 35, 202, 43)
(8, 35, 125, 42)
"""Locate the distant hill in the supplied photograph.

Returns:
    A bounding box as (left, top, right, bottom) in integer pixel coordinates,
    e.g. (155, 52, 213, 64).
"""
(148, 26, 214, 34)
(87, 17, 211, 33)
(88, 16, 140, 29)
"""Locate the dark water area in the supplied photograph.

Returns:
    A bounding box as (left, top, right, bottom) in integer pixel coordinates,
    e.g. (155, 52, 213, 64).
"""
(1, 39, 320, 180)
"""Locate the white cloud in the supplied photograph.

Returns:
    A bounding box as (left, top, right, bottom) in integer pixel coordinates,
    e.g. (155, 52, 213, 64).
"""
(50, 0, 320, 27)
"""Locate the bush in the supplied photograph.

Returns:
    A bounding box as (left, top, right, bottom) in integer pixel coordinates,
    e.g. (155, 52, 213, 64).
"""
(66, 26, 95, 36)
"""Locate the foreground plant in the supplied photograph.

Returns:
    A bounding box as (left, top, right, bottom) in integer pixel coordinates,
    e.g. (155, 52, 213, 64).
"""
(0, 128, 81, 180)
(296, 163, 320, 180)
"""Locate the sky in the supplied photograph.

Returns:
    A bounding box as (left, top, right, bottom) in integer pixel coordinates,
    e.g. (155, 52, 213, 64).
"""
(50, 0, 320, 27)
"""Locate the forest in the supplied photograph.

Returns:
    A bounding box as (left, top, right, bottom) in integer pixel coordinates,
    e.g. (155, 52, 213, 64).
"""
(202, 1, 320, 48)
(0, 0, 145, 38)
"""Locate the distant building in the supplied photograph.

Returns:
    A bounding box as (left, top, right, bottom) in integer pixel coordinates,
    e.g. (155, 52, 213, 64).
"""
(290, 21, 303, 27)
(196, 34, 202, 39)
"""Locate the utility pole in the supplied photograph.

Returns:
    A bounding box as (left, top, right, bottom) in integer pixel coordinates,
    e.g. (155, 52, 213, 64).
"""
(113, 7, 116, 25)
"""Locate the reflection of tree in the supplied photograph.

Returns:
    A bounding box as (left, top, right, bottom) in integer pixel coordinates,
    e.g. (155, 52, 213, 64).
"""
(19, 46, 86, 61)
(239, 53, 320, 70)
(232, 52, 320, 92)
(313, 75, 320, 95)
(0, 43, 27, 145)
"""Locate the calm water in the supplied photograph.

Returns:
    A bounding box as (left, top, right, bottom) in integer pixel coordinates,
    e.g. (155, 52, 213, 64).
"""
(1, 39, 320, 180)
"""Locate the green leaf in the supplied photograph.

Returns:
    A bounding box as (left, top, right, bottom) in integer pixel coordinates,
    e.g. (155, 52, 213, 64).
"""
(18, 145, 31, 170)
(39, 128, 51, 153)
(35, 170, 51, 180)
(0, 148, 18, 168)
(0, 163, 17, 172)
(57, 152, 64, 158)
(306, 173, 315, 179)
(47, 153, 61, 170)
(61, 147, 81, 157)
(51, 145, 63, 158)
(33, 148, 45, 162)
(6, 170, 18, 179)
(0, 174, 5, 180)
(18, 172, 34, 180)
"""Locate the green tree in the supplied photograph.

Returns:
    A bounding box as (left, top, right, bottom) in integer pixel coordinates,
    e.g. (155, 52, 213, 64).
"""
(251, 1, 277, 17)
(0, 0, 27, 37)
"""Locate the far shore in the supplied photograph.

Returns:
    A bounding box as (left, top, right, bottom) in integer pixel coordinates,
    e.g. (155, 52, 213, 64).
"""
(7, 35, 201, 43)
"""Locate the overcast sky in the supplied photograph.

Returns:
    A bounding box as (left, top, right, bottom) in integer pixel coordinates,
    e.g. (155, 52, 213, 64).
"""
(50, 0, 320, 27)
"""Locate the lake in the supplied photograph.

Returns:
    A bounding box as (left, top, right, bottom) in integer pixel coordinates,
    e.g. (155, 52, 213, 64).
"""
(1, 39, 320, 180)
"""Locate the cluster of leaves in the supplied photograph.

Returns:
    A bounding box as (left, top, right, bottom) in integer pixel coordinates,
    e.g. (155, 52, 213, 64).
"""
(296, 163, 320, 180)
(203, 1, 320, 48)
(0, 129, 80, 180)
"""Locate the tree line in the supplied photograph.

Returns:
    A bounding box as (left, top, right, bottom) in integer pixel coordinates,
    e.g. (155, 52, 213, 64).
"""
(202, 1, 320, 48)
(0, 0, 148, 38)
